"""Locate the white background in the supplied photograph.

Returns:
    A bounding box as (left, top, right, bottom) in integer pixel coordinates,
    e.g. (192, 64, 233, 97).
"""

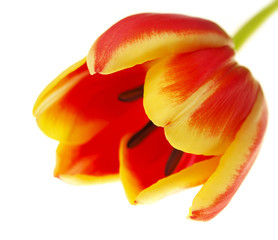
(1, 0, 278, 239)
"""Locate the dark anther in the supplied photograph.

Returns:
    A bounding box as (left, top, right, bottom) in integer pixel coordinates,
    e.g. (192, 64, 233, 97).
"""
(127, 121, 157, 148)
(165, 148, 184, 176)
(118, 85, 144, 102)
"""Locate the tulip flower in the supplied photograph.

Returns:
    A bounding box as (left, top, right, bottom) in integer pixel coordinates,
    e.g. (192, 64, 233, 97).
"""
(33, 11, 271, 221)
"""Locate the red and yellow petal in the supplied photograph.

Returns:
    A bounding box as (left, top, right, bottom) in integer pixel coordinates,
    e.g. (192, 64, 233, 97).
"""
(54, 129, 120, 185)
(144, 46, 234, 127)
(55, 144, 119, 185)
(34, 59, 147, 145)
(136, 157, 220, 204)
(144, 46, 260, 155)
(119, 127, 220, 204)
(188, 90, 267, 221)
(87, 13, 233, 74)
(54, 99, 149, 185)
(33, 58, 87, 118)
(55, 124, 121, 184)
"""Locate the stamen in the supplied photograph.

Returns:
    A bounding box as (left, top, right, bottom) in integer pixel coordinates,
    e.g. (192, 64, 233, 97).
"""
(127, 121, 157, 148)
(118, 85, 144, 102)
(165, 148, 183, 176)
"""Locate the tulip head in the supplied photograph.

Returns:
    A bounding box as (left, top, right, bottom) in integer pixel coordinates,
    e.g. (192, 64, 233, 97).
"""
(34, 13, 268, 221)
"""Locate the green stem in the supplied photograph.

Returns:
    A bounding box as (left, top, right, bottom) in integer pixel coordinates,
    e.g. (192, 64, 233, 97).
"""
(233, 0, 278, 51)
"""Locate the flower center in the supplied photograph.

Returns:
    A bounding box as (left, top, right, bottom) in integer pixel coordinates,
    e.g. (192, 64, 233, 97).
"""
(119, 86, 183, 176)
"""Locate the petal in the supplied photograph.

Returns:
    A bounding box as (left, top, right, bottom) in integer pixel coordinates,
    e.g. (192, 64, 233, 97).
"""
(56, 144, 119, 185)
(136, 157, 220, 204)
(34, 60, 147, 144)
(55, 99, 149, 185)
(144, 47, 234, 126)
(144, 46, 260, 155)
(119, 127, 219, 204)
(188, 90, 267, 221)
(87, 13, 233, 74)
(33, 57, 87, 117)
(55, 131, 120, 185)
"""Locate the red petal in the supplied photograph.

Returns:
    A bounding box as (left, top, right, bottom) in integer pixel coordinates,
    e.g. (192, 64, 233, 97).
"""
(119, 127, 216, 203)
(34, 60, 147, 144)
(189, 64, 260, 141)
(55, 97, 149, 184)
(144, 46, 260, 156)
(188, 90, 268, 221)
(88, 13, 233, 74)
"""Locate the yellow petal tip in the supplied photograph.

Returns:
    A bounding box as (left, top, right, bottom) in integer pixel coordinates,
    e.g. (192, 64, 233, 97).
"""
(187, 207, 193, 220)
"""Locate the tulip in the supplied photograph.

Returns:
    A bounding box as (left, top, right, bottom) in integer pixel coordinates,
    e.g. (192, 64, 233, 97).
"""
(34, 13, 268, 221)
